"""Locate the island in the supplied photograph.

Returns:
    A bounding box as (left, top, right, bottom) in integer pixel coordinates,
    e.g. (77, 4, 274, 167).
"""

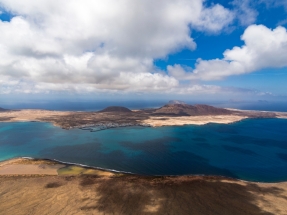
(0, 102, 286, 130)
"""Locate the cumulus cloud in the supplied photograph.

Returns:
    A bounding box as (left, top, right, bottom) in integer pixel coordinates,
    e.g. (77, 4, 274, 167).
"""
(0, 0, 235, 94)
(192, 4, 234, 32)
(1, 75, 257, 97)
(171, 25, 287, 80)
(167, 64, 194, 80)
(169, 84, 223, 95)
(162, 83, 263, 96)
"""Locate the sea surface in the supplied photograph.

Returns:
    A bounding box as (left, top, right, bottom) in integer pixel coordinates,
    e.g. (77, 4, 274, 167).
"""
(2, 100, 287, 112)
(1, 119, 287, 182)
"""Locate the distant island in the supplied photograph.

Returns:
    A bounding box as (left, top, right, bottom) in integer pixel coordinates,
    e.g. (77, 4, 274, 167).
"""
(0, 102, 286, 130)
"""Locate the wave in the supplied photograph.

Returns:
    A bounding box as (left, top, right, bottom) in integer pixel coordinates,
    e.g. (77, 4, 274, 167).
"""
(50, 158, 135, 175)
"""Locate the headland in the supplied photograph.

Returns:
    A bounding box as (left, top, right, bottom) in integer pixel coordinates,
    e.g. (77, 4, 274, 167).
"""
(0, 157, 287, 215)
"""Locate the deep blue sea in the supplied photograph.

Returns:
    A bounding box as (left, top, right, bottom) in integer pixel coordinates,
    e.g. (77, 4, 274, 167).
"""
(2, 100, 287, 112)
(1, 119, 287, 182)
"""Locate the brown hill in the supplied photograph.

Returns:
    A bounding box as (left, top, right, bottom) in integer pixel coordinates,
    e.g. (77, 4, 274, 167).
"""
(153, 104, 232, 116)
(98, 106, 132, 113)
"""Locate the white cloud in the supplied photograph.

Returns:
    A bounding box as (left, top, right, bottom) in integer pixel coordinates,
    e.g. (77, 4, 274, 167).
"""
(0, 74, 179, 94)
(169, 84, 223, 95)
(0, 72, 268, 97)
(0, 75, 255, 96)
(172, 25, 287, 80)
(232, 0, 257, 26)
(192, 4, 234, 32)
(0, 0, 235, 94)
(167, 64, 194, 80)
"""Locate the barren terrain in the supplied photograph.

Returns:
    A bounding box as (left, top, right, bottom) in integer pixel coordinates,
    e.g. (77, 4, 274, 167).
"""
(0, 158, 286, 215)
(0, 103, 283, 129)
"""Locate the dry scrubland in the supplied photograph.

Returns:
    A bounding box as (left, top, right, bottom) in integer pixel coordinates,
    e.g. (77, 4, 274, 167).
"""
(0, 158, 287, 215)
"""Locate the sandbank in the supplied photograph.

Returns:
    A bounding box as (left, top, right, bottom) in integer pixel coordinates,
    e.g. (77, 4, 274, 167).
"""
(143, 115, 248, 127)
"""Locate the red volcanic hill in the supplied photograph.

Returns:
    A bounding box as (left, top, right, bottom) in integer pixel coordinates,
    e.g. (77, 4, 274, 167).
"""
(98, 106, 132, 113)
(153, 104, 232, 116)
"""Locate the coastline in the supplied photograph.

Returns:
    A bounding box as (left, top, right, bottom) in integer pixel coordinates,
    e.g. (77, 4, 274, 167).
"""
(0, 158, 287, 214)
(227, 108, 287, 119)
(0, 157, 239, 178)
(0, 157, 286, 183)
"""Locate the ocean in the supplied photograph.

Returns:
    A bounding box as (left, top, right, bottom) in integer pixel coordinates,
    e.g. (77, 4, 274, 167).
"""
(1, 118, 287, 182)
(1, 100, 287, 112)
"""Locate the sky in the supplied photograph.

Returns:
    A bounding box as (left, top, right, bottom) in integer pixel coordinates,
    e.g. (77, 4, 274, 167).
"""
(0, 0, 287, 105)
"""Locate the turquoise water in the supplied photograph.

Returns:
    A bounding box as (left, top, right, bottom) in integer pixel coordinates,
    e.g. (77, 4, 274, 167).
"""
(0, 119, 287, 182)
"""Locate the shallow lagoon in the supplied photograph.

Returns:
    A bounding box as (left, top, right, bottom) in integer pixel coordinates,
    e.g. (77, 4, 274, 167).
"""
(1, 118, 287, 182)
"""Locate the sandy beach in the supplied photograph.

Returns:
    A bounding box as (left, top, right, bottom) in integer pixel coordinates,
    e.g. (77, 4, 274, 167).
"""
(0, 158, 286, 215)
(275, 112, 287, 119)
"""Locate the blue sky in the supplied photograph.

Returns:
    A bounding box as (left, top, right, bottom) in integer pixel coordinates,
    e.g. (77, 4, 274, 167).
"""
(0, 0, 287, 105)
(155, 0, 287, 96)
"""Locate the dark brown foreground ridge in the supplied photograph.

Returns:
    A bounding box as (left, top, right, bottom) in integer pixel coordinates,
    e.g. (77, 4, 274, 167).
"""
(0, 174, 285, 215)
